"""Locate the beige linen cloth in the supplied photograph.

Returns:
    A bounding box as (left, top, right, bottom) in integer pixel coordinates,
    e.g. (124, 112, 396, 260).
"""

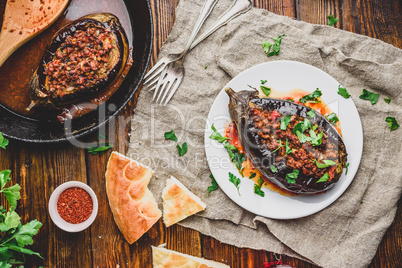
(127, 0, 402, 267)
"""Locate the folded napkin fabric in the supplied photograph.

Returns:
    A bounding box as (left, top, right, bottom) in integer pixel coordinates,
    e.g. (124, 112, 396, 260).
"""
(128, 0, 402, 267)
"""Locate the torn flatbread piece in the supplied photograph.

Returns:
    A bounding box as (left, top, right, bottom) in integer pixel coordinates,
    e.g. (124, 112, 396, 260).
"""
(106, 151, 162, 244)
(152, 246, 230, 268)
(162, 176, 206, 227)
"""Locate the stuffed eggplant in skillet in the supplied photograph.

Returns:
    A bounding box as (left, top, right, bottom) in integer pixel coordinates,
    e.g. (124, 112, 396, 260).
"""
(226, 88, 348, 195)
(27, 13, 129, 111)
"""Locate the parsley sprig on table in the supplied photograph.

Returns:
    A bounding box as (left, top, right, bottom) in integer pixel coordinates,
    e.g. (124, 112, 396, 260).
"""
(0, 170, 43, 266)
(262, 34, 286, 57)
(206, 174, 218, 196)
(0, 132, 9, 150)
(328, 15, 339, 26)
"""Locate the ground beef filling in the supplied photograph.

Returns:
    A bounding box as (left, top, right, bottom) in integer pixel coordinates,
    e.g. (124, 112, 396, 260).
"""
(43, 26, 115, 97)
(251, 108, 338, 180)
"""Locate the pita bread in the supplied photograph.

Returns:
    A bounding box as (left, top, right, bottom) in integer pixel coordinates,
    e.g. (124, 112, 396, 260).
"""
(152, 246, 230, 268)
(162, 176, 206, 227)
(105, 151, 162, 244)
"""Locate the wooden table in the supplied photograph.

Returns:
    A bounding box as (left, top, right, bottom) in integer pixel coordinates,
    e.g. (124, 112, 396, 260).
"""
(0, 0, 401, 267)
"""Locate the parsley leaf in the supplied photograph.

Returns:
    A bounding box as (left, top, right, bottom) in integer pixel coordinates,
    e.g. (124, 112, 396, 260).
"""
(307, 110, 315, 118)
(0, 211, 20, 232)
(0, 170, 11, 190)
(176, 142, 188, 156)
(1, 184, 21, 207)
(280, 115, 291, 130)
(261, 80, 267, 84)
(228, 172, 241, 195)
(204, 65, 208, 69)
(296, 131, 308, 144)
(209, 124, 230, 143)
(345, 162, 350, 175)
(359, 89, 379, 105)
(207, 174, 218, 196)
(164, 129, 178, 142)
(272, 139, 283, 153)
(317, 172, 330, 183)
(385, 117, 399, 130)
(260, 85, 271, 96)
(87, 143, 112, 155)
(0, 132, 9, 150)
(326, 112, 339, 125)
(328, 15, 339, 26)
(286, 98, 294, 102)
(270, 165, 277, 173)
(293, 119, 312, 134)
(299, 89, 322, 104)
(337, 85, 351, 99)
(254, 177, 265, 197)
(384, 98, 391, 104)
(285, 170, 299, 184)
(249, 172, 256, 179)
(224, 142, 246, 171)
(307, 130, 323, 146)
(262, 34, 286, 57)
(314, 159, 336, 168)
(285, 138, 292, 155)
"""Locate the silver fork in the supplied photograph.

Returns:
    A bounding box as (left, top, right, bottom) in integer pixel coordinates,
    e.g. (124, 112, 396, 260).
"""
(144, 0, 253, 105)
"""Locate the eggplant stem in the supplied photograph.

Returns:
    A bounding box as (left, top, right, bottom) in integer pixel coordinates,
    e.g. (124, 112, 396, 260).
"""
(26, 101, 37, 111)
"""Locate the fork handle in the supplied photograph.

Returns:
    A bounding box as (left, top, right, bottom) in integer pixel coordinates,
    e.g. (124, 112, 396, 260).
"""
(190, 0, 252, 50)
(181, 0, 219, 57)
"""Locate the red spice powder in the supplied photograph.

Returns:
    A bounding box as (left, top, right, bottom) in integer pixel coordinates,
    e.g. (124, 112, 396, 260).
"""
(57, 187, 93, 224)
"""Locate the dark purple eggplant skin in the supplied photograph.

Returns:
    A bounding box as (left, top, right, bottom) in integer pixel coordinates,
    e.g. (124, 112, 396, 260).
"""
(226, 87, 348, 195)
(28, 13, 128, 110)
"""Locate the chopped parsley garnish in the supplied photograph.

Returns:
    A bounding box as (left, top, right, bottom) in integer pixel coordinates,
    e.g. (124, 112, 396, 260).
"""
(87, 143, 112, 155)
(280, 115, 291, 130)
(312, 124, 318, 131)
(204, 65, 208, 69)
(296, 131, 308, 144)
(285, 138, 292, 155)
(260, 85, 271, 96)
(315, 159, 336, 168)
(272, 139, 283, 153)
(285, 170, 299, 184)
(293, 118, 312, 134)
(384, 98, 391, 104)
(261, 80, 267, 84)
(385, 117, 399, 130)
(345, 162, 350, 175)
(177, 142, 188, 156)
(262, 34, 286, 57)
(254, 177, 265, 197)
(317, 172, 330, 183)
(326, 112, 339, 125)
(359, 89, 379, 105)
(229, 172, 241, 195)
(337, 85, 351, 99)
(249, 172, 257, 179)
(307, 110, 315, 118)
(307, 129, 323, 146)
(0, 132, 9, 150)
(207, 174, 218, 196)
(224, 142, 246, 171)
(209, 124, 230, 143)
(164, 129, 178, 142)
(328, 15, 339, 26)
(286, 98, 294, 102)
(299, 89, 322, 104)
(270, 165, 278, 173)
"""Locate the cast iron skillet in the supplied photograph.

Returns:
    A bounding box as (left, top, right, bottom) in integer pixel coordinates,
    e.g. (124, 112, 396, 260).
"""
(0, 0, 153, 143)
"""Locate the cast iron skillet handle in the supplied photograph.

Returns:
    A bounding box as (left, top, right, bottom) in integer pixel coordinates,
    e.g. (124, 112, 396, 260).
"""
(190, 0, 252, 49)
(180, 0, 219, 58)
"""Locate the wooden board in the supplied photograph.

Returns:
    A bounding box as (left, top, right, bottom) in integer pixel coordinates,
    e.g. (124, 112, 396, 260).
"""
(0, 0, 400, 267)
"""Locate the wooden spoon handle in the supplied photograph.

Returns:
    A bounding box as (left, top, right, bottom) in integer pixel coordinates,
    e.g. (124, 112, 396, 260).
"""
(0, 31, 28, 67)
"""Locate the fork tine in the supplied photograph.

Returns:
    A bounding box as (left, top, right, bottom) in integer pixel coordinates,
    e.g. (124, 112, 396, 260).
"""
(163, 78, 182, 105)
(144, 60, 165, 80)
(144, 65, 164, 86)
(152, 70, 167, 101)
(146, 78, 157, 91)
(155, 79, 170, 104)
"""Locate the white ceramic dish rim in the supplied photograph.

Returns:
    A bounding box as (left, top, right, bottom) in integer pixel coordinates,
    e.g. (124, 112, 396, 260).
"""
(204, 60, 363, 220)
(48, 181, 98, 232)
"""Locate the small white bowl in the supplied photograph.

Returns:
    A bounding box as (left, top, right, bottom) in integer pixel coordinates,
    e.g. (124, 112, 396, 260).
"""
(49, 181, 98, 232)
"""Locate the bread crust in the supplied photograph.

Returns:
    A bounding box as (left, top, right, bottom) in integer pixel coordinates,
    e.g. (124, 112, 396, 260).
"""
(105, 152, 162, 244)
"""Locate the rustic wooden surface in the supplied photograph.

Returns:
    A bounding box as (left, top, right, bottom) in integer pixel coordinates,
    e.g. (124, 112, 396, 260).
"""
(0, 0, 401, 267)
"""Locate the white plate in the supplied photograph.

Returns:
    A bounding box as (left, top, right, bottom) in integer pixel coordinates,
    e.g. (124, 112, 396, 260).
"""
(204, 60, 363, 219)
